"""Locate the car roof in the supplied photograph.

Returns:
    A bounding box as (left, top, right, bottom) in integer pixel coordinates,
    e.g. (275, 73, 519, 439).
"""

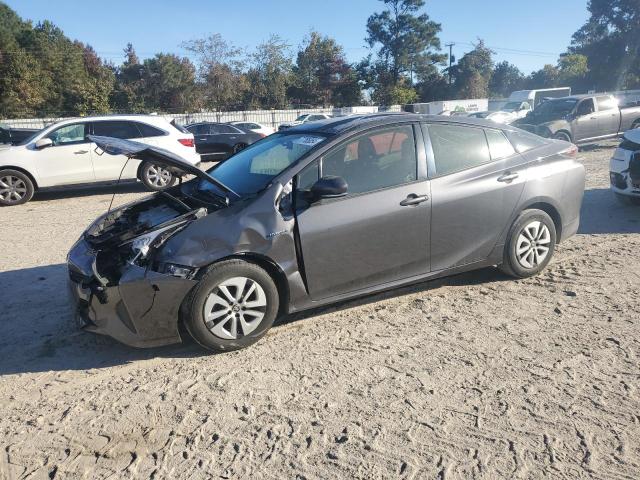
(285, 112, 525, 136)
(45, 114, 173, 129)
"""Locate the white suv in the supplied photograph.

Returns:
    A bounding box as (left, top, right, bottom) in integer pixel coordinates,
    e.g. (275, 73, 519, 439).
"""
(610, 129, 640, 205)
(0, 115, 200, 206)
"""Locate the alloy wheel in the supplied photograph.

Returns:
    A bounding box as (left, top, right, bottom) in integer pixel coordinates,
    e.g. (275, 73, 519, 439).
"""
(515, 221, 551, 269)
(203, 277, 268, 340)
(0, 175, 27, 203)
(145, 164, 172, 188)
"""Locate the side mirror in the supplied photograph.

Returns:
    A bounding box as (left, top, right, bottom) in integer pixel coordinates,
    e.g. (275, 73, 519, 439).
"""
(35, 138, 53, 149)
(310, 176, 348, 201)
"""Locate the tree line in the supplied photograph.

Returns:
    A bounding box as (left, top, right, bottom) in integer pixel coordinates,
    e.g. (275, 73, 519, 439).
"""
(0, 0, 637, 118)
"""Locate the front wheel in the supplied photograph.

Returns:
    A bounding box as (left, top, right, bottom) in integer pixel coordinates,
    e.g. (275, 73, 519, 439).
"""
(0, 169, 35, 206)
(232, 143, 247, 155)
(139, 162, 177, 191)
(499, 209, 557, 278)
(183, 260, 280, 352)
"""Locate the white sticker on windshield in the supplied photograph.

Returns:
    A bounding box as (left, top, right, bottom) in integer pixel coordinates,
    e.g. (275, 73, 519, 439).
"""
(294, 136, 323, 146)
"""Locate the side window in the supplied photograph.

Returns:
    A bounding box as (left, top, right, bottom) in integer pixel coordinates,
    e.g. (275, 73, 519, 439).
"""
(136, 122, 166, 137)
(505, 130, 547, 153)
(596, 96, 617, 111)
(218, 125, 239, 134)
(485, 129, 516, 160)
(208, 124, 223, 134)
(428, 124, 491, 177)
(92, 121, 140, 139)
(47, 123, 87, 146)
(322, 124, 417, 195)
(577, 99, 595, 116)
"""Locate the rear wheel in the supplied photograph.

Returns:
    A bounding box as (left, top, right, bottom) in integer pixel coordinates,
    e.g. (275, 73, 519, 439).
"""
(499, 209, 557, 278)
(0, 169, 34, 206)
(140, 162, 176, 191)
(183, 260, 279, 352)
(553, 131, 572, 142)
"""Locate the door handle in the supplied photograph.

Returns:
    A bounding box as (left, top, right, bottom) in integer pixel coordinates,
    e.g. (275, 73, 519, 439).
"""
(400, 194, 429, 206)
(497, 172, 519, 183)
(590, 116, 597, 120)
(74, 150, 88, 154)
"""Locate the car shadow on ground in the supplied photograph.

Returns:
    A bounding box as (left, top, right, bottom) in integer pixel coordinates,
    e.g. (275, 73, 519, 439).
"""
(578, 188, 640, 234)
(32, 181, 148, 201)
(1, 187, 637, 376)
(0, 263, 511, 376)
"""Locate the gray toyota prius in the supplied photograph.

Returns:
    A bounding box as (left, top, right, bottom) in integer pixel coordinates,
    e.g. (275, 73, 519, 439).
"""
(68, 114, 585, 352)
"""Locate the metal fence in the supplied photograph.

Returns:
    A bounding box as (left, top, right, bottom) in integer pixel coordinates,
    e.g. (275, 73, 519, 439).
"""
(1, 105, 402, 130)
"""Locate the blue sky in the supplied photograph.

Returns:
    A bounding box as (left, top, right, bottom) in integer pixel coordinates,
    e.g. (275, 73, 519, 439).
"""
(6, 0, 590, 74)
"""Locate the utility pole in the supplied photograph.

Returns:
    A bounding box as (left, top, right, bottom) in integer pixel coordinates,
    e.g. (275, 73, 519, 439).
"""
(445, 43, 455, 85)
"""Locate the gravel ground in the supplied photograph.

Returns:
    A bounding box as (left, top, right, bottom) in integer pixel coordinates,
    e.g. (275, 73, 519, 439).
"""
(1, 142, 639, 479)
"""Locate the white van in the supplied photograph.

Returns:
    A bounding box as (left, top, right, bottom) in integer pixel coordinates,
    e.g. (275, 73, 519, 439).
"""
(505, 88, 572, 116)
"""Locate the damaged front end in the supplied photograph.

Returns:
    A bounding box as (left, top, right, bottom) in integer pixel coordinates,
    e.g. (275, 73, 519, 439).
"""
(68, 194, 210, 347)
(67, 136, 235, 347)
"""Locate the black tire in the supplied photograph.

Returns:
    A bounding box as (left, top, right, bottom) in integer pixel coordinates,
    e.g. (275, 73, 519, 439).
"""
(615, 193, 640, 205)
(139, 161, 177, 191)
(553, 131, 572, 142)
(499, 209, 557, 278)
(631, 120, 640, 130)
(182, 260, 279, 352)
(0, 169, 35, 206)
(232, 143, 247, 155)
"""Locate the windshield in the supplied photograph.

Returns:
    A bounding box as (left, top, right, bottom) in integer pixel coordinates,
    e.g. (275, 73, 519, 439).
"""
(502, 102, 522, 112)
(295, 115, 310, 122)
(532, 98, 578, 118)
(197, 133, 327, 197)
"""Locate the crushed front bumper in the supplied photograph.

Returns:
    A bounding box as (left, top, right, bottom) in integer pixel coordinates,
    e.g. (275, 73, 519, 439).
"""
(67, 238, 197, 348)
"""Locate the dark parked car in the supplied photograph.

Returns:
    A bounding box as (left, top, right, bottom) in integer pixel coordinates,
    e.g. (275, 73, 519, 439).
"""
(68, 114, 585, 352)
(515, 94, 640, 145)
(0, 123, 39, 145)
(185, 122, 263, 161)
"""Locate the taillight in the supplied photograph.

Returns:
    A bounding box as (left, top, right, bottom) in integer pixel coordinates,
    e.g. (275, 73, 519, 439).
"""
(563, 144, 578, 157)
(178, 138, 194, 147)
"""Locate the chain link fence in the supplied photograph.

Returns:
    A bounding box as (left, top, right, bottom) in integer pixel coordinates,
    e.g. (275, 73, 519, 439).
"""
(1, 105, 402, 130)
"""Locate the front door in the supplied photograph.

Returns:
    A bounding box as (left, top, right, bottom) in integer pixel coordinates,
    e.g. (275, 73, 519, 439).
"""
(426, 123, 527, 271)
(37, 122, 95, 185)
(295, 124, 431, 300)
(574, 98, 598, 141)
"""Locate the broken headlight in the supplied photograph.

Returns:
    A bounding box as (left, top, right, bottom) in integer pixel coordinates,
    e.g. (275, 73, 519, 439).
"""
(123, 223, 184, 265)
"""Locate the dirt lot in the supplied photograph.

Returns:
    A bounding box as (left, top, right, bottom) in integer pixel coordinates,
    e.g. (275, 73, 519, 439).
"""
(1, 142, 639, 479)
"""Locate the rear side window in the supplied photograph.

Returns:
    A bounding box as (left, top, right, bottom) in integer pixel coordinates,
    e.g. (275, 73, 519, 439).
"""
(136, 122, 166, 137)
(428, 124, 490, 177)
(187, 124, 208, 135)
(218, 125, 240, 134)
(596, 96, 617, 111)
(93, 121, 140, 139)
(505, 130, 548, 153)
(485, 129, 516, 159)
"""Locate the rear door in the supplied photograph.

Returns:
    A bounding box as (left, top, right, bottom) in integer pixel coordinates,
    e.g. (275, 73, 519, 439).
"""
(595, 96, 620, 135)
(90, 120, 145, 181)
(295, 123, 431, 300)
(37, 122, 95, 185)
(426, 123, 527, 271)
